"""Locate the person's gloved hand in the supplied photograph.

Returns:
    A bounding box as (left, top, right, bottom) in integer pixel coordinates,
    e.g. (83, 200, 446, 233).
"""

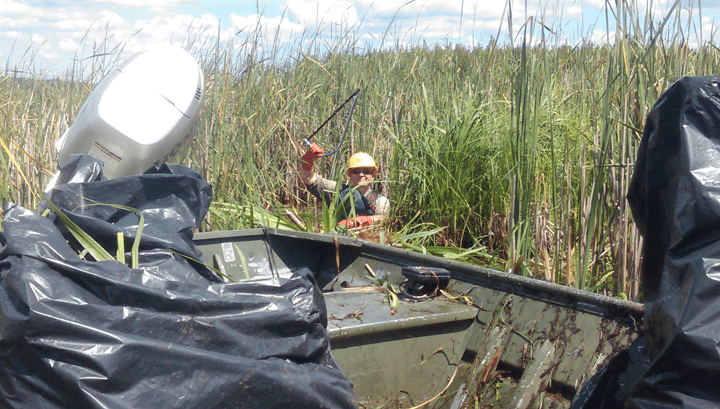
(338, 215, 375, 228)
(300, 143, 324, 171)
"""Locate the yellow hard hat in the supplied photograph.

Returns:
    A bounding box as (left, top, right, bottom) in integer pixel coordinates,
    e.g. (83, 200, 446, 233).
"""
(347, 152, 377, 173)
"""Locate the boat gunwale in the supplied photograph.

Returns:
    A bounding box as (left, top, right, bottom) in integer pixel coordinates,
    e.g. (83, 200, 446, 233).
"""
(193, 228, 644, 321)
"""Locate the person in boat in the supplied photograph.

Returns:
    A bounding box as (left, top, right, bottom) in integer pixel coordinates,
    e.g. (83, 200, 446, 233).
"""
(299, 143, 389, 228)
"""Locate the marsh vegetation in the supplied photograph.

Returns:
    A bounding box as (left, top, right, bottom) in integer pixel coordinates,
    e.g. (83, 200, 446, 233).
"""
(1, 1, 718, 301)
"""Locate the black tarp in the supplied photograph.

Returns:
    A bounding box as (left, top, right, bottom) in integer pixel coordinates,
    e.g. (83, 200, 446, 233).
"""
(572, 76, 720, 408)
(0, 155, 356, 408)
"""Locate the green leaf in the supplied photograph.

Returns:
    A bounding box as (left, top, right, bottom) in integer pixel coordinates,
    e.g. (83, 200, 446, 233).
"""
(233, 244, 251, 280)
(116, 232, 125, 264)
(210, 202, 302, 231)
(394, 226, 447, 242)
(82, 200, 144, 269)
(171, 249, 234, 282)
(41, 193, 114, 262)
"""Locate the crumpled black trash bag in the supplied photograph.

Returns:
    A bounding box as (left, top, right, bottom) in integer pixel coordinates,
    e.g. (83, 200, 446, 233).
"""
(0, 155, 357, 409)
(572, 76, 720, 408)
(569, 336, 652, 409)
(40, 155, 216, 282)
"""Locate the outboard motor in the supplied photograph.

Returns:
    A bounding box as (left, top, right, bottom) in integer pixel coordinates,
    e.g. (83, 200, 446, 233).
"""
(46, 45, 204, 190)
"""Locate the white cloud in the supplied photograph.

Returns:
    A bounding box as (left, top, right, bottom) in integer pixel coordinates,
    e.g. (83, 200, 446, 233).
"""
(30, 32, 45, 43)
(566, 6, 583, 18)
(586, 28, 615, 45)
(58, 38, 80, 52)
(230, 13, 303, 38)
(353, 0, 467, 19)
(37, 48, 60, 61)
(0, 0, 32, 15)
(581, 0, 606, 9)
(86, 0, 187, 7)
(286, 0, 360, 25)
(0, 30, 21, 39)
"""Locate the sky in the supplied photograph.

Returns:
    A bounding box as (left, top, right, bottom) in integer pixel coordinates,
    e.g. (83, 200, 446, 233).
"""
(1, 0, 718, 77)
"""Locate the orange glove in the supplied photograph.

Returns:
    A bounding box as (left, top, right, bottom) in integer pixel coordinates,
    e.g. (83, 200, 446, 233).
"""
(300, 143, 324, 171)
(338, 215, 375, 228)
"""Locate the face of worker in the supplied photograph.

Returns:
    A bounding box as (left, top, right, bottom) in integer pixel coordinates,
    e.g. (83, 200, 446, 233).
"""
(348, 167, 376, 187)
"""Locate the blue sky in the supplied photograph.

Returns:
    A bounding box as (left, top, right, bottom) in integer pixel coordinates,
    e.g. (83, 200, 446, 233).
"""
(1, 0, 717, 77)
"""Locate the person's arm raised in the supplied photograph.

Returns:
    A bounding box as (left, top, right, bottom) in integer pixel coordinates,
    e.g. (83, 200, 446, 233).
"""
(299, 143, 324, 185)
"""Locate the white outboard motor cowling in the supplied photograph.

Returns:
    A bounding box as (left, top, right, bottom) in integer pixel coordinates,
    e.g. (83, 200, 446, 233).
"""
(50, 45, 205, 188)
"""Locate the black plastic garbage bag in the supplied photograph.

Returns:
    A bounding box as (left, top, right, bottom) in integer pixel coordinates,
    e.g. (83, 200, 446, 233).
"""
(41, 155, 216, 282)
(572, 76, 720, 408)
(0, 156, 357, 408)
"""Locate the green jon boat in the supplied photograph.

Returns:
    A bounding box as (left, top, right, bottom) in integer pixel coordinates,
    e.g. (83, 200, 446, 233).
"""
(194, 228, 642, 409)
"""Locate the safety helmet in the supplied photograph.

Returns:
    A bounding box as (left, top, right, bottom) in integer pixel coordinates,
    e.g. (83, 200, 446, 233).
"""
(347, 152, 377, 174)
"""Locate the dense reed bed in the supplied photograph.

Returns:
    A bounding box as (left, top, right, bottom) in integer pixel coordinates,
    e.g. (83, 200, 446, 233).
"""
(1, 1, 718, 301)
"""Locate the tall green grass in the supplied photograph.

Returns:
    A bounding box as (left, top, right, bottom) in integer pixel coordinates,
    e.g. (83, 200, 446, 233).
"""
(1, 0, 718, 301)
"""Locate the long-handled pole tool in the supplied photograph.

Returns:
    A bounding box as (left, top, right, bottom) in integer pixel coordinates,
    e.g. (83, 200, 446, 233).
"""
(303, 88, 361, 156)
